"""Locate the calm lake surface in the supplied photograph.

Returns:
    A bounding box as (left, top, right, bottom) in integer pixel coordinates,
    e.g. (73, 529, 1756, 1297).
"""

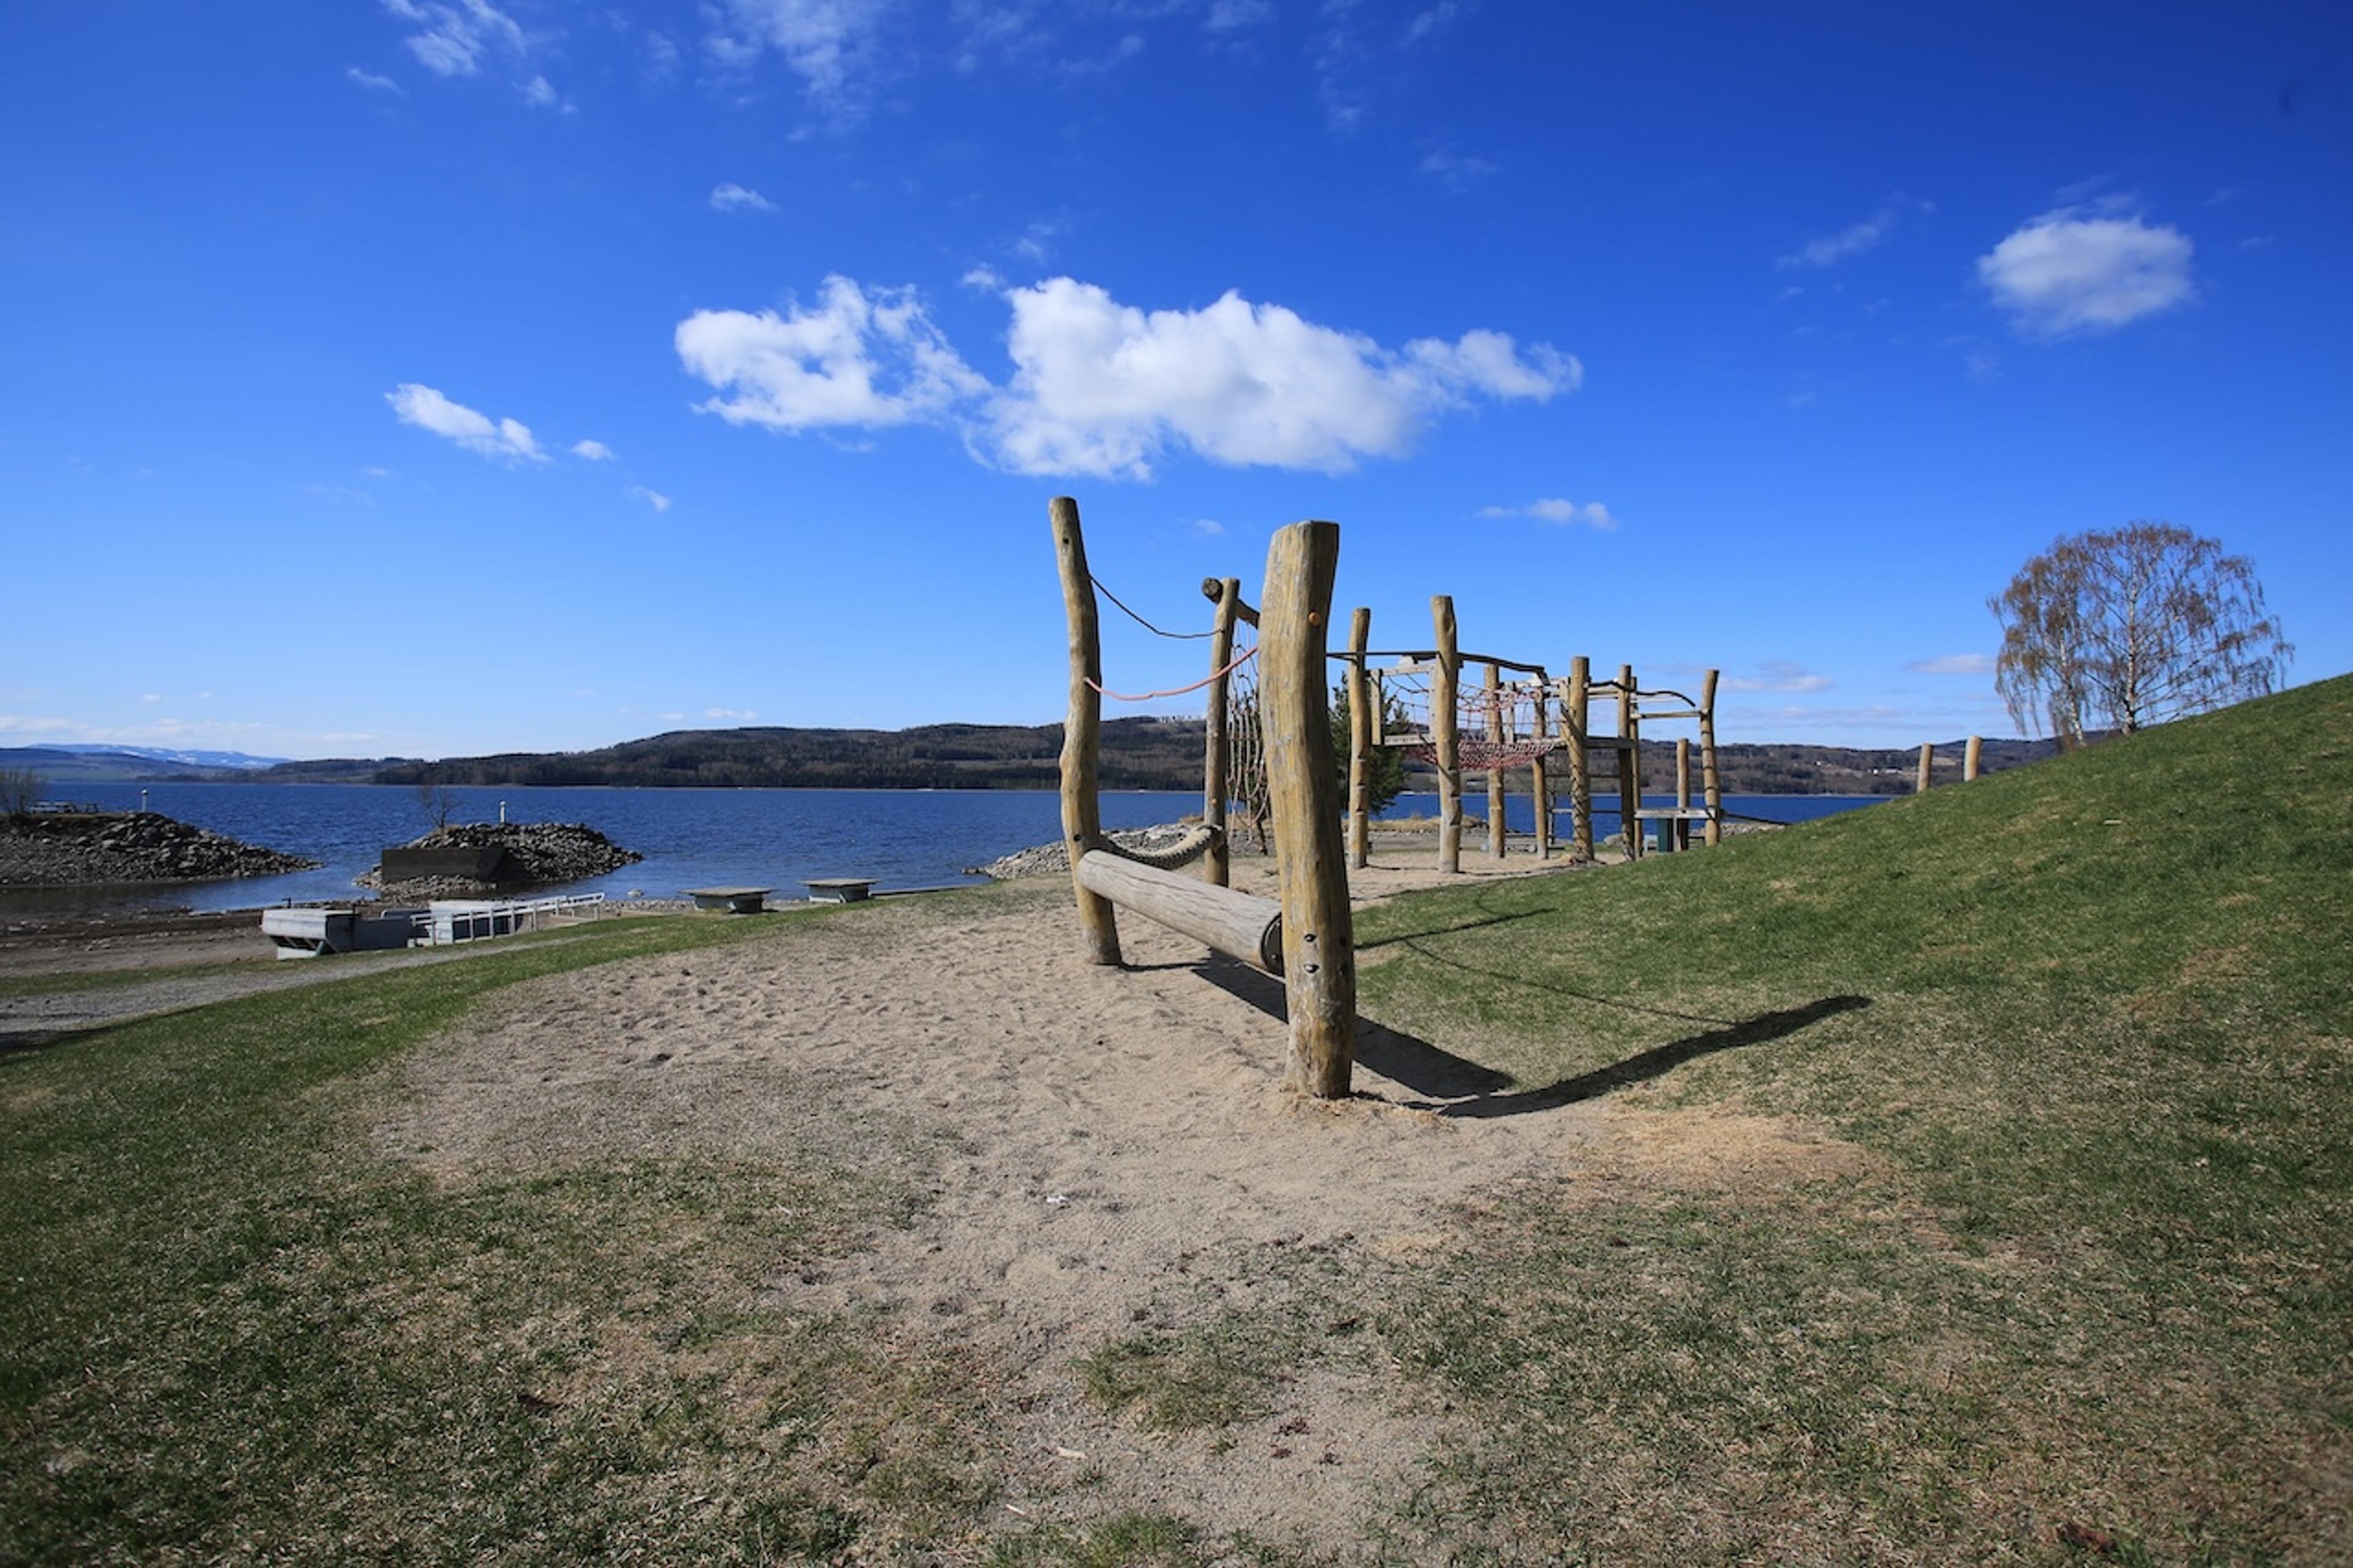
(10, 783, 1887, 915)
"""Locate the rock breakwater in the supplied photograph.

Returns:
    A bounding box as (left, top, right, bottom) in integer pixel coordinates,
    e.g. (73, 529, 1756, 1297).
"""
(357, 822, 642, 898)
(0, 810, 319, 886)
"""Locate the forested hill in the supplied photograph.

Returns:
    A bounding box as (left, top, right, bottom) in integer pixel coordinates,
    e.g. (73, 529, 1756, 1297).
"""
(293, 721, 2058, 795)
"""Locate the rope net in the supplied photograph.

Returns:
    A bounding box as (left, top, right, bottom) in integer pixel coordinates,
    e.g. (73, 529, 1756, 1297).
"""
(1223, 646, 1271, 851)
(1376, 666, 1562, 773)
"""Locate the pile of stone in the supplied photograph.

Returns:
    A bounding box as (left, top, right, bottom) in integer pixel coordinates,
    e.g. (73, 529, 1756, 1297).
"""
(0, 811, 319, 886)
(357, 821, 642, 898)
(971, 822, 1212, 881)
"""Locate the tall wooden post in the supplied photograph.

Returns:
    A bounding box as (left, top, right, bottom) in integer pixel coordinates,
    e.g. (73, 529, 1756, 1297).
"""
(1347, 607, 1372, 871)
(1485, 662, 1507, 860)
(1675, 738, 1692, 851)
(1916, 742, 1935, 794)
(1262, 522, 1355, 1099)
(1618, 663, 1641, 861)
(1432, 595, 1461, 874)
(1568, 656, 1593, 861)
(1203, 577, 1241, 887)
(1700, 668, 1723, 847)
(1050, 496, 1120, 965)
(1964, 735, 1984, 782)
(1531, 671, 1552, 860)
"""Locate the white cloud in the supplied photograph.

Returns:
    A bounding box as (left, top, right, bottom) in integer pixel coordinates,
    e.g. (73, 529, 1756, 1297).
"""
(961, 264, 1006, 292)
(1479, 498, 1618, 529)
(142, 693, 164, 704)
(1188, 518, 1226, 537)
(519, 72, 559, 108)
(710, 182, 776, 213)
(385, 383, 546, 462)
(1204, 0, 1275, 31)
(630, 485, 672, 513)
(1722, 662, 1834, 694)
(1779, 196, 1934, 269)
(1419, 150, 1498, 190)
(1908, 653, 1995, 676)
(384, 0, 526, 78)
(677, 275, 1577, 479)
(347, 66, 404, 93)
(707, 0, 882, 109)
(676, 276, 988, 432)
(1977, 207, 2196, 337)
(571, 439, 615, 461)
(705, 706, 757, 721)
(987, 278, 1578, 477)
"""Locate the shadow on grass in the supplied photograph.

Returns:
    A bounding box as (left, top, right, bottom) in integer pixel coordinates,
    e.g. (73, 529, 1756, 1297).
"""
(1192, 955, 1868, 1115)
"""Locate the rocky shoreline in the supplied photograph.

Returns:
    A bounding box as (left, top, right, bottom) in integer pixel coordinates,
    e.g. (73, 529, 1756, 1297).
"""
(0, 810, 319, 887)
(356, 822, 642, 900)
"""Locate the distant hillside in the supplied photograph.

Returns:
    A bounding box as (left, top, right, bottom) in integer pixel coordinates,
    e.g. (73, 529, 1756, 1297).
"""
(0, 744, 289, 784)
(324, 721, 2056, 795)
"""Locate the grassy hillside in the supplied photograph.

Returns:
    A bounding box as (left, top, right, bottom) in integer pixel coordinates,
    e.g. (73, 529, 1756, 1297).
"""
(1349, 673, 2351, 1559)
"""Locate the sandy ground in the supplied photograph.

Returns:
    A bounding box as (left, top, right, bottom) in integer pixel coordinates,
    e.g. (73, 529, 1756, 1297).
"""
(377, 840, 1631, 1551)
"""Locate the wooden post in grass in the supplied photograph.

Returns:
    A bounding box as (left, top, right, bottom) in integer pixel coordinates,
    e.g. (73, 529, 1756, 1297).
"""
(1569, 656, 1594, 862)
(1262, 521, 1355, 1098)
(1486, 661, 1507, 860)
(1347, 607, 1372, 870)
(1433, 594, 1461, 874)
(1916, 741, 1934, 794)
(1676, 737, 1693, 851)
(1964, 734, 1984, 782)
(1203, 576, 1242, 887)
(1531, 671, 1552, 860)
(1700, 668, 1723, 847)
(1050, 496, 1120, 965)
(1618, 662, 1641, 860)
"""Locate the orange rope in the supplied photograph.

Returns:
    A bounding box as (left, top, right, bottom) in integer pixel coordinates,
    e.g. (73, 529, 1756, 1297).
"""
(1086, 645, 1257, 703)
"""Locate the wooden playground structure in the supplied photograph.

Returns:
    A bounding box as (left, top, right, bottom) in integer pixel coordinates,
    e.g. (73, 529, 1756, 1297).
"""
(1049, 498, 1735, 1101)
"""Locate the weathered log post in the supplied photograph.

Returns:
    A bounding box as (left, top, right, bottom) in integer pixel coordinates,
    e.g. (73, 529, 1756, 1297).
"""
(1531, 670, 1552, 860)
(1618, 662, 1641, 861)
(1676, 737, 1693, 851)
(1050, 496, 1120, 965)
(1916, 741, 1935, 794)
(1203, 576, 1242, 887)
(1433, 595, 1461, 873)
(1568, 656, 1594, 861)
(1347, 607, 1373, 870)
(1700, 668, 1723, 847)
(1965, 734, 1984, 782)
(1262, 521, 1355, 1099)
(1485, 661, 1508, 860)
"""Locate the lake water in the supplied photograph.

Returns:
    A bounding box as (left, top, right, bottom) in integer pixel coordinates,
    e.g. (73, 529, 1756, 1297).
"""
(9, 782, 1887, 915)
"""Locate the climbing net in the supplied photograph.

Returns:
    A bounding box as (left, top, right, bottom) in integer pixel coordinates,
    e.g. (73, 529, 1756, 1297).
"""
(1374, 664, 1562, 773)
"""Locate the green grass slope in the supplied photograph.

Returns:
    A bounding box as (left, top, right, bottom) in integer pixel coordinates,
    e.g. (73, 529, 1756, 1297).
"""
(1354, 674, 2352, 1561)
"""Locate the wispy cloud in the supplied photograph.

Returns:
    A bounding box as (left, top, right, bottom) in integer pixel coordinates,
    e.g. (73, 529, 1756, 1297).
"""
(385, 383, 546, 462)
(1978, 203, 2196, 337)
(710, 181, 776, 213)
(1419, 150, 1498, 191)
(704, 0, 887, 118)
(571, 439, 615, 461)
(1721, 661, 1834, 694)
(705, 706, 757, 721)
(1203, 0, 1275, 33)
(1479, 498, 1617, 529)
(384, 0, 527, 78)
(1908, 653, 1995, 676)
(680, 275, 1578, 480)
(1778, 195, 1934, 269)
(630, 485, 672, 513)
(346, 66, 404, 93)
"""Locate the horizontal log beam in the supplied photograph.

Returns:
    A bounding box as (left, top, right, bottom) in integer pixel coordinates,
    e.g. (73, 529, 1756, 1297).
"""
(1077, 850, 1285, 974)
(1199, 577, 1260, 627)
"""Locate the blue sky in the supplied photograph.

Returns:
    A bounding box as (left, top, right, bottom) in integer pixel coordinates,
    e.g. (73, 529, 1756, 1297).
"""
(5, 2, 2346, 760)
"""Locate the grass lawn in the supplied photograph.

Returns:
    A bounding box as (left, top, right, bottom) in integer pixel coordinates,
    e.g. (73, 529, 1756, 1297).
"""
(4, 678, 2347, 1564)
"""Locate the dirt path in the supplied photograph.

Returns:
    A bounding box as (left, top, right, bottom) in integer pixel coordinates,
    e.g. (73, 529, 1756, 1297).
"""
(379, 850, 1618, 1550)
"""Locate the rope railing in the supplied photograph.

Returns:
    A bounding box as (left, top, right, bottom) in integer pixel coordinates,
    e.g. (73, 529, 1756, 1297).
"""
(1086, 643, 1257, 703)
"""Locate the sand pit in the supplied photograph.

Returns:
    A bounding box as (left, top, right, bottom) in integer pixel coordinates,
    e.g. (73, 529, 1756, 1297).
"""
(379, 844, 1624, 1550)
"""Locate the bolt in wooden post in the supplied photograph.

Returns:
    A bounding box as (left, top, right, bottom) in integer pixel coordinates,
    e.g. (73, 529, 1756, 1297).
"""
(1618, 663, 1641, 861)
(1050, 496, 1120, 966)
(1676, 737, 1692, 851)
(1347, 606, 1372, 871)
(1568, 656, 1593, 861)
(1531, 670, 1552, 860)
(1203, 577, 1241, 887)
(1485, 662, 1508, 860)
(1965, 734, 1983, 782)
(1700, 668, 1723, 847)
(1916, 741, 1934, 794)
(1432, 594, 1461, 873)
(1262, 521, 1355, 1099)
